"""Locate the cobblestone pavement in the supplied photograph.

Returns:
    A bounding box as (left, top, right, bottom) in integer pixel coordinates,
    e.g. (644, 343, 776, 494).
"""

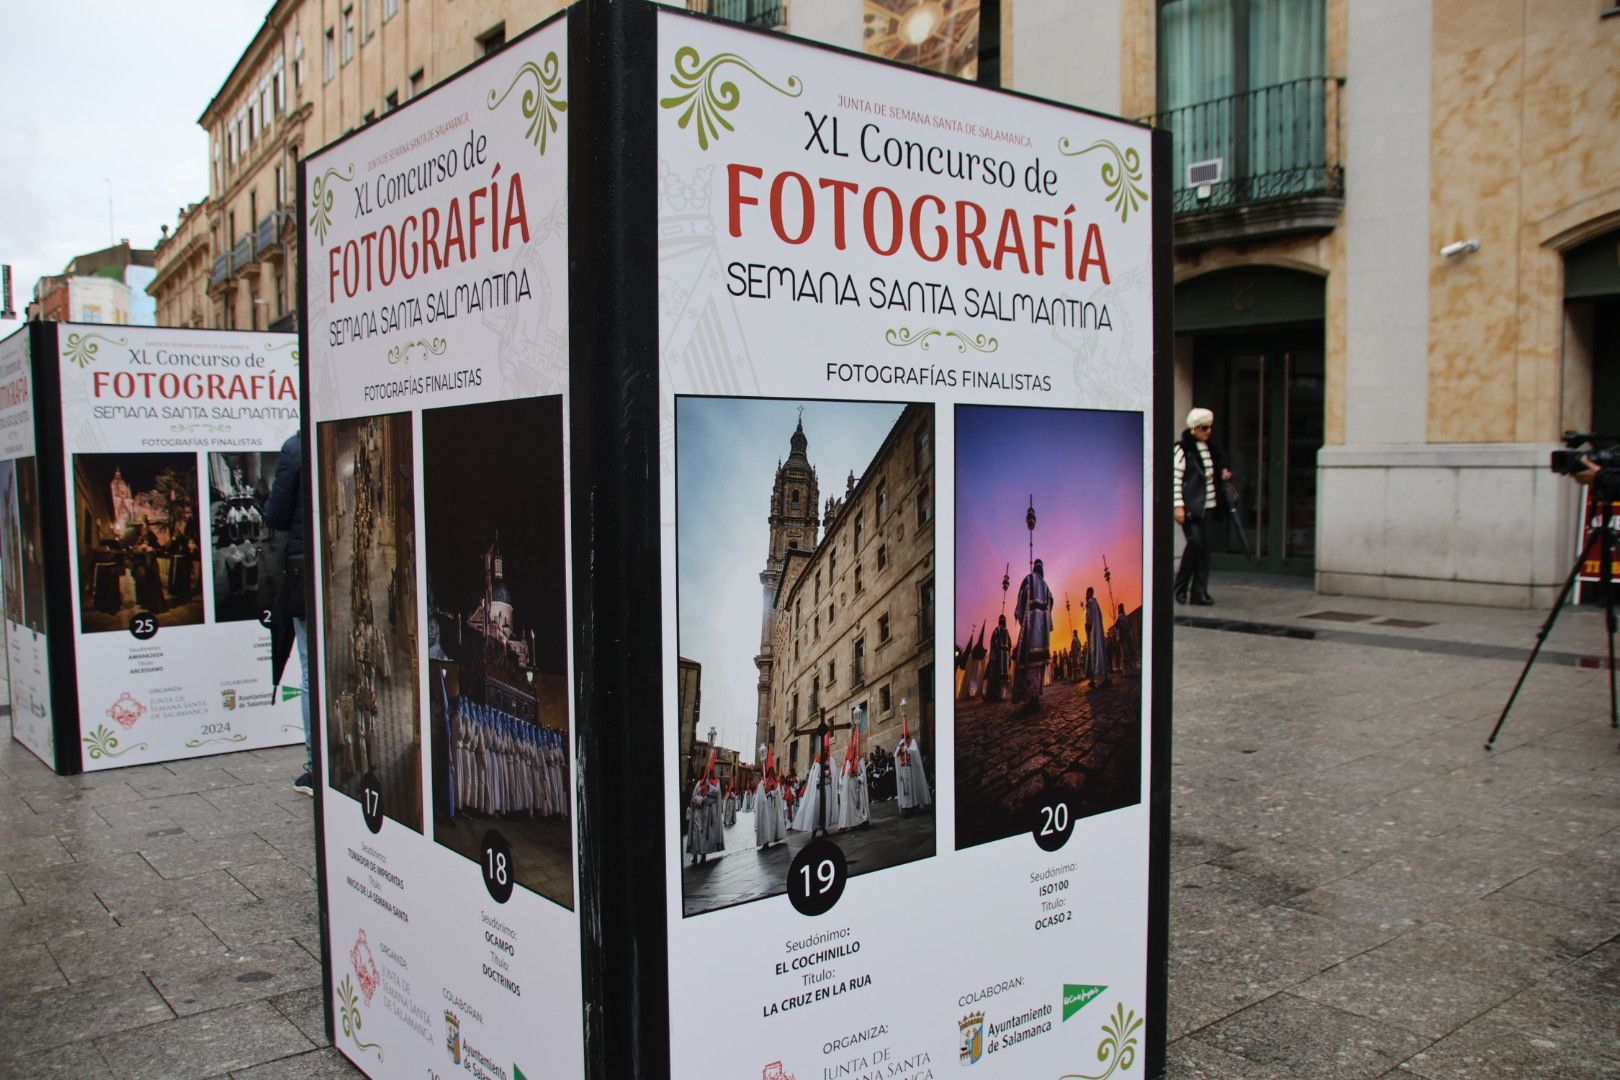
(681, 798, 937, 917)
(1, 576, 1616, 1077)
(955, 673, 1143, 850)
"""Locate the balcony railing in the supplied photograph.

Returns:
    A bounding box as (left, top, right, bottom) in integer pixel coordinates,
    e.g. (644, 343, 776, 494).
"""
(210, 254, 230, 286)
(255, 212, 285, 255)
(688, 0, 786, 29)
(231, 233, 253, 271)
(1151, 76, 1344, 218)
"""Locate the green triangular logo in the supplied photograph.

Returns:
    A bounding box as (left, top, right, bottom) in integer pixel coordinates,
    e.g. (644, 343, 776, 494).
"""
(281, 686, 303, 702)
(1062, 984, 1106, 1021)
(514, 1066, 527, 1080)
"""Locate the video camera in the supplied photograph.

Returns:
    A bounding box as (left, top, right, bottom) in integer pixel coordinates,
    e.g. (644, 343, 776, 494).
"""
(1550, 431, 1620, 476)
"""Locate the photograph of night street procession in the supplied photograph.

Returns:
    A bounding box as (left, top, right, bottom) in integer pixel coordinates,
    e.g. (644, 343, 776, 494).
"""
(954, 405, 1144, 850)
(317, 412, 423, 833)
(424, 396, 574, 909)
(73, 453, 205, 633)
(676, 396, 937, 917)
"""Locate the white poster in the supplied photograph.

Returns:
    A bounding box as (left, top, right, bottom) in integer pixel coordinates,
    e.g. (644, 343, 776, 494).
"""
(0, 326, 54, 765)
(302, 15, 583, 1080)
(51, 323, 303, 770)
(657, 12, 1156, 1078)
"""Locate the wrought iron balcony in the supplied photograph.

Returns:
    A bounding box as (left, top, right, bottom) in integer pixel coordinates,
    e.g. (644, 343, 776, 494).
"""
(255, 212, 284, 255)
(1151, 76, 1344, 246)
(210, 254, 230, 286)
(231, 233, 253, 271)
(688, 0, 786, 29)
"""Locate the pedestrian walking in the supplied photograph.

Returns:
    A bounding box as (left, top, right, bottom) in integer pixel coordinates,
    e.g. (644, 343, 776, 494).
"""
(1173, 408, 1231, 606)
(264, 432, 312, 796)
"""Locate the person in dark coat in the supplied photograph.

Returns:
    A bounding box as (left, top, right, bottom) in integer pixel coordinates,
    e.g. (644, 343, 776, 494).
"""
(265, 433, 312, 795)
(1173, 408, 1231, 606)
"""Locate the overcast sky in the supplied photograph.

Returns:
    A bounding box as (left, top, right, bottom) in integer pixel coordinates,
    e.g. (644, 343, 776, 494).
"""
(0, 1, 269, 337)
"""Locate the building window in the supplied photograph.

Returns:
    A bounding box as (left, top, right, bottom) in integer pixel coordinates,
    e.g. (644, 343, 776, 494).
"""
(876, 482, 887, 521)
(384, 0, 398, 19)
(854, 512, 864, 549)
(362, 0, 374, 39)
(1157, 0, 1330, 212)
(409, 68, 425, 97)
(918, 662, 935, 706)
(827, 603, 834, 625)
(81, 305, 102, 324)
(791, 692, 799, 724)
(878, 612, 890, 643)
(342, 6, 355, 63)
(913, 424, 930, 472)
(916, 484, 932, 527)
(854, 562, 863, 593)
(830, 549, 837, 581)
(852, 638, 865, 685)
(324, 28, 336, 81)
(478, 21, 506, 56)
(293, 33, 304, 87)
(877, 543, 887, 570)
(814, 614, 819, 640)
(815, 572, 821, 601)
(917, 578, 934, 641)
(811, 675, 820, 713)
(791, 487, 800, 510)
(880, 684, 892, 713)
(827, 659, 837, 687)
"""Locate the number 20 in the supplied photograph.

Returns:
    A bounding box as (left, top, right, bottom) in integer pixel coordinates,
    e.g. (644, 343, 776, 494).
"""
(1040, 803, 1070, 836)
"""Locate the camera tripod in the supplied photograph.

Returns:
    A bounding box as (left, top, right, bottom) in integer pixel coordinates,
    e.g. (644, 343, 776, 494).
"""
(1485, 503, 1618, 749)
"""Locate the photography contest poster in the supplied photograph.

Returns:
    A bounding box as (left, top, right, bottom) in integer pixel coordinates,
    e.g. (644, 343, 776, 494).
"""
(0, 326, 54, 766)
(301, 14, 582, 1080)
(656, 9, 1159, 1078)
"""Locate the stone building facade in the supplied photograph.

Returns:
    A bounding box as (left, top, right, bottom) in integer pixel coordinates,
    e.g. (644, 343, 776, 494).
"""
(150, 0, 570, 335)
(755, 406, 936, 780)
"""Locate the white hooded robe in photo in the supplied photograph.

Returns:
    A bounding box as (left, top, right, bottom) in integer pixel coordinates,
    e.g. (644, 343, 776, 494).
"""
(791, 762, 829, 833)
(896, 736, 932, 810)
(836, 759, 870, 829)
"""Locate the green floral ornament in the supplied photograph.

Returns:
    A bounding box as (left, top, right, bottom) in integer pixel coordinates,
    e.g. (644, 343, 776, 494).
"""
(661, 45, 802, 150)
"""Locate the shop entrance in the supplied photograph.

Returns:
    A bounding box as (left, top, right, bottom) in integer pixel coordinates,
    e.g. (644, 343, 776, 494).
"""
(1193, 330, 1323, 572)
(1176, 267, 1326, 574)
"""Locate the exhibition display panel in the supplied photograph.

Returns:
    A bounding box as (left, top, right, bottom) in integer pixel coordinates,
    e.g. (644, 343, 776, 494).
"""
(302, 3, 1170, 1077)
(0, 321, 303, 774)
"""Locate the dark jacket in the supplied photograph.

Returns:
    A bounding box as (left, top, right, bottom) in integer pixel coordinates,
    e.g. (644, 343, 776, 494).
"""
(264, 433, 304, 558)
(1177, 429, 1225, 519)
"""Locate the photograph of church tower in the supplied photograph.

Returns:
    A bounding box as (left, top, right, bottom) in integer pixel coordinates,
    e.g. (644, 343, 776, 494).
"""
(423, 396, 573, 909)
(676, 396, 937, 917)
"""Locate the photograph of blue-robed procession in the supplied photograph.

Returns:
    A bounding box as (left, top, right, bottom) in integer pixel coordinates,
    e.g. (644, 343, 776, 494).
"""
(675, 395, 938, 917)
(424, 395, 574, 909)
(954, 404, 1144, 850)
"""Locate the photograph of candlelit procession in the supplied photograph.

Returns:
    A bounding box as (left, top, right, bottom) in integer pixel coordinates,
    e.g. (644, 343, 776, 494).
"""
(676, 396, 938, 918)
(0, 458, 48, 633)
(954, 405, 1143, 850)
(317, 412, 422, 833)
(424, 397, 574, 909)
(207, 452, 284, 623)
(4, 459, 49, 633)
(73, 453, 204, 633)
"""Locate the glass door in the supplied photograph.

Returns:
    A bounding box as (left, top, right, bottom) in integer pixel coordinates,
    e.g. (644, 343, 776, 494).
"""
(1192, 329, 1323, 572)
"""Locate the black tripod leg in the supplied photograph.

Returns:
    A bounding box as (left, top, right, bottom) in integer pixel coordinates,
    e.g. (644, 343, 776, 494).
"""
(1486, 525, 1604, 750)
(1604, 525, 1618, 729)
